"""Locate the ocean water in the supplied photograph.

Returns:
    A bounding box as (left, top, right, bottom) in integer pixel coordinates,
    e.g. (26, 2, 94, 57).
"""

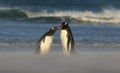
(0, 0, 120, 47)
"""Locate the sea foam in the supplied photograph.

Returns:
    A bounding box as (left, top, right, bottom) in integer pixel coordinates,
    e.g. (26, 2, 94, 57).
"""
(25, 8, 120, 24)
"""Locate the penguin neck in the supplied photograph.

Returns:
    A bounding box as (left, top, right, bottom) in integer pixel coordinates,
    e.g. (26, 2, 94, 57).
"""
(62, 26, 70, 31)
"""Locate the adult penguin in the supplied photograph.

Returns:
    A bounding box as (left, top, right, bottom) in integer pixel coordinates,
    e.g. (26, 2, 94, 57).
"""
(36, 26, 59, 55)
(59, 22, 75, 55)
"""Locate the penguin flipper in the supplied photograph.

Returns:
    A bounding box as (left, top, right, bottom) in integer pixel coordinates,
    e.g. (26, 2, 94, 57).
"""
(67, 35, 71, 51)
(67, 30, 75, 53)
(37, 34, 46, 44)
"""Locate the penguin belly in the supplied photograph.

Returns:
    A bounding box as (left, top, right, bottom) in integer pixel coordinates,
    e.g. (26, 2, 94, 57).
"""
(40, 36, 53, 55)
(60, 30, 70, 55)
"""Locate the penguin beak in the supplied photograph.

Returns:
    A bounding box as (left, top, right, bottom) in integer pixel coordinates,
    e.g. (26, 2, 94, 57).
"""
(54, 26, 60, 29)
(55, 23, 64, 29)
(54, 25, 61, 29)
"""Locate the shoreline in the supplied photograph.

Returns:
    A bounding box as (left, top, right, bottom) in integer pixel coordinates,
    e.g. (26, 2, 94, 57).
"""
(1, 42, 120, 47)
(0, 46, 120, 52)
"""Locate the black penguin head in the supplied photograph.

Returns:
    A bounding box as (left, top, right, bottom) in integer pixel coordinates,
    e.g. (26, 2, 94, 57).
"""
(59, 22, 68, 29)
(50, 26, 59, 31)
(48, 26, 59, 35)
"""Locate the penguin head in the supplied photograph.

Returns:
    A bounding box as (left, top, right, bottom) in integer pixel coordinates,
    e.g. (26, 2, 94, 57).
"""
(48, 26, 59, 35)
(59, 22, 68, 29)
(50, 26, 59, 31)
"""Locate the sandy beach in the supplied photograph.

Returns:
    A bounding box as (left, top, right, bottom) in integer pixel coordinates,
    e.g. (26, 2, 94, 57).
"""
(0, 46, 120, 73)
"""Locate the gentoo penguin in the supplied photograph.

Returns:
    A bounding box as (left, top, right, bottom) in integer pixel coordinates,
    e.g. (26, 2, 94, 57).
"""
(59, 22, 75, 55)
(36, 26, 59, 55)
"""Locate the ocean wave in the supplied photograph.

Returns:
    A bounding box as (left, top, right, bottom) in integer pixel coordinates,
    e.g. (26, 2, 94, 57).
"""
(0, 8, 28, 18)
(24, 16, 82, 23)
(0, 8, 120, 24)
(24, 8, 120, 24)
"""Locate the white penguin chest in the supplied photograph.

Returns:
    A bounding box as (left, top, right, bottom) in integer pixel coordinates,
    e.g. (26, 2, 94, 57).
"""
(41, 36, 53, 49)
(60, 30, 68, 48)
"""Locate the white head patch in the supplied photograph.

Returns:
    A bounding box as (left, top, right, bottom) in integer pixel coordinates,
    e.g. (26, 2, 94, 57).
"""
(65, 22, 67, 25)
(51, 27, 54, 29)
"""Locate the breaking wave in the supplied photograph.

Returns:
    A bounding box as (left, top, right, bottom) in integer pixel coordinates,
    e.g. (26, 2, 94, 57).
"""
(0, 8, 120, 24)
(25, 8, 120, 24)
(0, 8, 27, 18)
